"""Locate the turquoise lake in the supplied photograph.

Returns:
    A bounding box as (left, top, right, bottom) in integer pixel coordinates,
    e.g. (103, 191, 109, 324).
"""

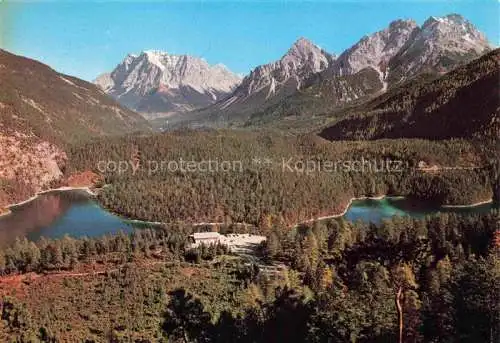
(0, 190, 134, 248)
(344, 197, 494, 224)
(0, 190, 496, 248)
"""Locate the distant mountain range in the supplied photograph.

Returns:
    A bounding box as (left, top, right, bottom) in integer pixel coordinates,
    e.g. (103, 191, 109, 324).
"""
(214, 14, 492, 125)
(242, 14, 493, 128)
(94, 51, 242, 119)
(95, 13, 492, 125)
(328, 15, 490, 83)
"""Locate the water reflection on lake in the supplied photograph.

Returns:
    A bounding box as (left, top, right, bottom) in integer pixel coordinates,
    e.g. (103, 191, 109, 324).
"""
(0, 190, 133, 249)
(344, 197, 495, 225)
(0, 191, 496, 249)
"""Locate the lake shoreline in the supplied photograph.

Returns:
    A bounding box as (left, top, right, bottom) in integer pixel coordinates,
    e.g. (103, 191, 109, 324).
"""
(298, 195, 495, 226)
(1, 188, 495, 227)
(0, 190, 495, 250)
(116, 195, 400, 228)
(441, 198, 493, 208)
(300, 195, 403, 225)
(0, 186, 96, 218)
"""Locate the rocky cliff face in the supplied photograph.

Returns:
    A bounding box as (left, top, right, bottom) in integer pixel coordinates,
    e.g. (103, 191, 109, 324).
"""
(329, 14, 490, 91)
(0, 132, 66, 210)
(0, 49, 149, 209)
(95, 51, 242, 117)
(331, 19, 418, 78)
(387, 14, 491, 83)
(216, 38, 335, 113)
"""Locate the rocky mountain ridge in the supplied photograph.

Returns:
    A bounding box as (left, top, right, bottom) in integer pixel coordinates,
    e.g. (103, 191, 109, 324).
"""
(193, 14, 491, 125)
(319, 48, 500, 141)
(330, 19, 419, 82)
(386, 14, 491, 84)
(233, 13, 493, 127)
(95, 51, 242, 118)
(219, 38, 335, 109)
(96, 13, 492, 127)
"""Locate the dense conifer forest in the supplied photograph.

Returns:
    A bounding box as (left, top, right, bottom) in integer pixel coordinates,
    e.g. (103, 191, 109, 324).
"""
(67, 130, 496, 226)
(0, 211, 498, 342)
(2, 104, 496, 343)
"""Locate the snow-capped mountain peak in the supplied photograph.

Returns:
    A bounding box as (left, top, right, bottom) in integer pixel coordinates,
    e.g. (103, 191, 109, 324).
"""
(142, 50, 170, 71)
(223, 37, 334, 105)
(390, 14, 491, 80)
(95, 50, 242, 116)
(419, 14, 489, 53)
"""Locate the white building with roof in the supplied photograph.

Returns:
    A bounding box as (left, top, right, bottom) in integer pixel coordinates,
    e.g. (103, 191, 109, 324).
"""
(187, 232, 267, 252)
(188, 232, 224, 248)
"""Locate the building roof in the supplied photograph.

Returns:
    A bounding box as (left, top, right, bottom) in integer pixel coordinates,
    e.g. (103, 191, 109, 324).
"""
(191, 232, 222, 240)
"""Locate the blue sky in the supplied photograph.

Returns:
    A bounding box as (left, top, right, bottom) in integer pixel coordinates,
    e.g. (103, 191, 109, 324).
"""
(1, 1, 498, 81)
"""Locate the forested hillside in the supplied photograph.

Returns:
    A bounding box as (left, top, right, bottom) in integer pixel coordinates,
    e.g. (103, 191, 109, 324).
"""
(0, 49, 150, 144)
(319, 49, 500, 141)
(244, 67, 383, 127)
(67, 130, 496, 226)
(0, 49, 151, 212)
(1, 211, 498, 342)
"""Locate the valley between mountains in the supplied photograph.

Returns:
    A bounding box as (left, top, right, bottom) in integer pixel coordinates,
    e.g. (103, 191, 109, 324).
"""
(1, 13, 497, 216)
(95, 14, 492, 129)
(0, 10, 498, 343)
